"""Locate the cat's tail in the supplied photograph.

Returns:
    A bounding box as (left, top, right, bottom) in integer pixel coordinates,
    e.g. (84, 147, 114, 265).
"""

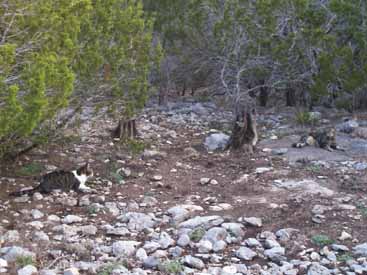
(9, 186, 40, 197)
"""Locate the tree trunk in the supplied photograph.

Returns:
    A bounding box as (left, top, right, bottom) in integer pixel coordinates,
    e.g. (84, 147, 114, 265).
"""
(103, 64, 111, 81)
(181, 81, 186, 96)
(259, 87, 269, 107)
(113, 118, 138, 140)
(190, 87, 195, 96)
(286, 88, 297, 106)
(226, 108, 258, 153)
(158, 87, 167, 106)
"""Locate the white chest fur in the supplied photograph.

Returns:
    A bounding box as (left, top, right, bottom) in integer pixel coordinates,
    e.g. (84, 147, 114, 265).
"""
(72, 170, 89, 189)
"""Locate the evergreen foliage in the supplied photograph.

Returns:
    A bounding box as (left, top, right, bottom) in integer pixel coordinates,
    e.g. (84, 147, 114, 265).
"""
(0, 0, 159, 157)
(77, 0, 161, 118)
(0, 0, 90, 156)
(145, 0, 367, 110)
(1, 0, 367, 156)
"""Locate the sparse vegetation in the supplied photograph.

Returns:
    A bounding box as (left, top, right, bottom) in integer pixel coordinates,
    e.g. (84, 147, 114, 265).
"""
(190, 227, 206, 242)
(162, 260, 184, 274)
(88, 204, 100, 215)
(15, 255, 35, 268)
(306, 164, 322, 173)
(295, 111, 316, 126)
(99, 261, 128, 275)
(311, 234, 334, 247)
(356, 203, 367, 217)
(107, 163, 125, 185)
(125, 139, 148, 156)
(337, 252, 354, 263)
(55, 134, 82, 147)
(110, 171, 125, 185)
(16, 163, 43, 176)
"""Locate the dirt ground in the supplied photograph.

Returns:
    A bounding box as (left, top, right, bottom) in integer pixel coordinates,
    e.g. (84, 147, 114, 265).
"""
(1, 102, 367, 272)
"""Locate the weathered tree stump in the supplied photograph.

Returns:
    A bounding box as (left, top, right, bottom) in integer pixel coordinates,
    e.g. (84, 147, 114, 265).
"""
(103, 63, 111, 81)
(259, 86, 269, 107)
(286, 88, 297, 106)
(158, 87, 167, 106)
(113, 118, 138, 140)
(226, 107, 258, 154)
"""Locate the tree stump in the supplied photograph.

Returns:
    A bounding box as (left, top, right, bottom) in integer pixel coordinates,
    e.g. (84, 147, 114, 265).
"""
(113, 118, 138, 140)
(103, 63, 111, 81)
(226, 108, 258, 154)
(158, 87, 167, 105)
(259, 87, 269, 107)
(286, 88, 297, 106)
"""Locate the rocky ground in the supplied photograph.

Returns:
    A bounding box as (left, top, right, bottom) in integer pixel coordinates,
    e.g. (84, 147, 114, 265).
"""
(0, 99, 367, 275)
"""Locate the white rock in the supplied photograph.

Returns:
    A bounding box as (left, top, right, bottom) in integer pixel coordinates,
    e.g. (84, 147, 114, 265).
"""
(47, 215, 61, 223)
(179, 216, 224, 229)
(79, 225, 97, 236)
(264, 247, 286, 262)
(136, 248, 148, 261)
(243, 217, 262, 227)
(0, 259, 7, 268)
(265, 239, 280, 248)
(39, 269, 57, 275)
(200, 178, 211, 185)
(235, 247, 257, 260)
(27, 221, 44, 229)
(62, 215, 82, 224)
(17, 265, 37, 275)
(354, 243, 367, 256)
(63, 268, 79, 275)
(177, 234, 191, 247)
(339, 231, 352, 241)
(3, 230, 20, 242)
(112, 241, 141, 257)
(183, 255, 205, 270)
(152, 175, 163, 181)
(1, 246, 35, 262)
(222, 265, 237, 274)
(245, 238, 261, 247)
(31, 209, 44, 219)
(197, 240, 213, 253)
(310, 252, 320, 261)
(204, 133, 230, 151)
(213, 240, 227, 252)
(32, 193, 43, 201)
(255, 167, 272, 174)
(32, 231, 49, 242)
(307, 263, 331, 275)
(158, 232, 175, 249)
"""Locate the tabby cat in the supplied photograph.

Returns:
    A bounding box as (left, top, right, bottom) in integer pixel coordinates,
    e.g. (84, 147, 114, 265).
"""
(10, 162, 93, 196)
(292, 128, 344, 152)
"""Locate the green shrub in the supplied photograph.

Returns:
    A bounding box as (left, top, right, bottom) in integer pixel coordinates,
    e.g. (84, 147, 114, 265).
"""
(15, 255, 35, 268)
(17, 163, 44, 177)
(295, 111, 316, 126)
(189, 227, 206, 242)
(311, 234, 334, 247)
(125, 139, 147, 155)
(99, 261, 128, 275)
(0, 0, 90, 157)
(335, 98, 353, 112)
(337, 252, 354, 263)
(163, 260, 184, 274)
(0, 0, 160, 159)
(356, 203, 367, 217)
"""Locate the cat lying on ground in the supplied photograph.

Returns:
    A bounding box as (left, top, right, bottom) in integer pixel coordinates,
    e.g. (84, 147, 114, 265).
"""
(9, 162, 93, 196)
(292, 128, 344, 152)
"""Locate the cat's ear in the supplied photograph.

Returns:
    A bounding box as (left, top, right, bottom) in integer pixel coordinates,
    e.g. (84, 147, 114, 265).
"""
(85, 161, 93, 176)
